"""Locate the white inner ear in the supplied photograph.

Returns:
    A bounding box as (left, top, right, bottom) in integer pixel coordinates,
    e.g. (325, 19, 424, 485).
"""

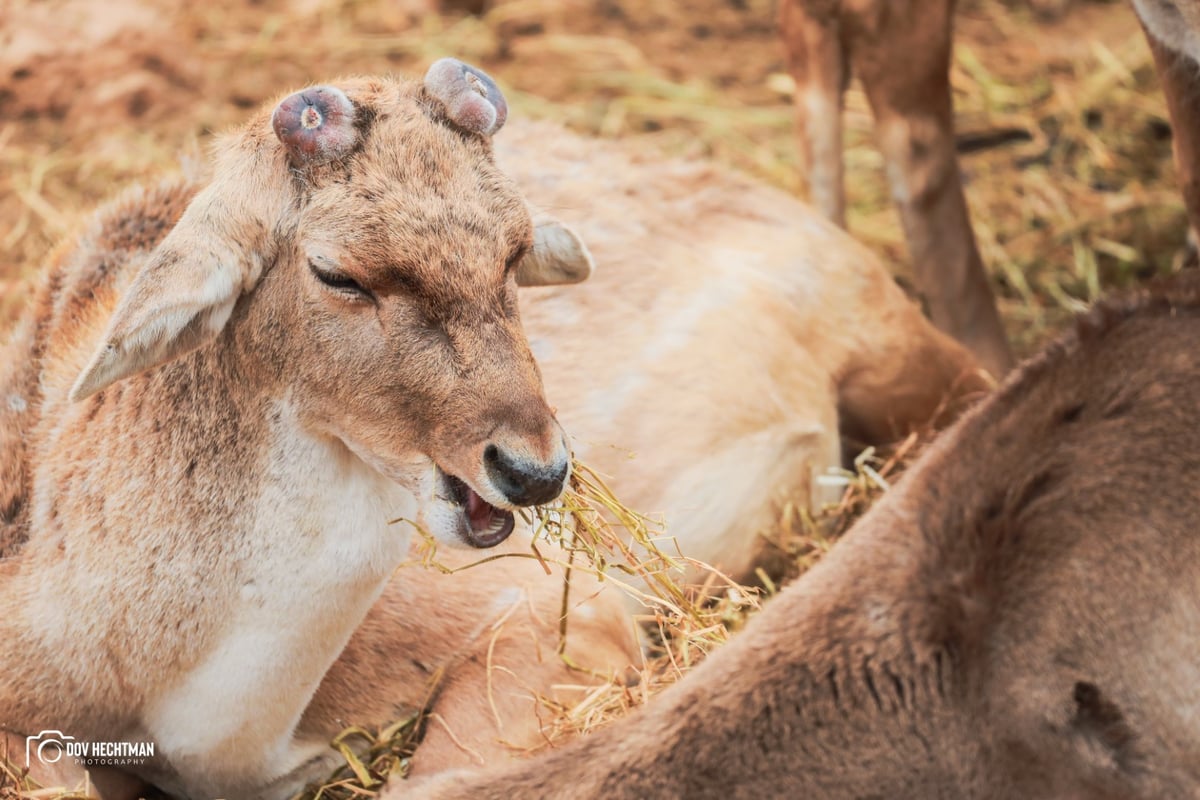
(69, 258, 242, 402)
(515, 221, 595, 288)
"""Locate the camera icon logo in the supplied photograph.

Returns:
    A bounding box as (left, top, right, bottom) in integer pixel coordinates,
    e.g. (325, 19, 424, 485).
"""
(25, 730, 75, 766)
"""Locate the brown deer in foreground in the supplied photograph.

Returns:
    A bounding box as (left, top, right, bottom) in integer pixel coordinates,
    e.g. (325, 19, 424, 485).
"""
(0, 61, 604, 800)
(399, 272, 1200, 799)
(0, 57, 984, 797)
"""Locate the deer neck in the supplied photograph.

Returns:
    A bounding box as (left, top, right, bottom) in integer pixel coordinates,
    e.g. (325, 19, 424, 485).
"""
(136, 393, 417, 797)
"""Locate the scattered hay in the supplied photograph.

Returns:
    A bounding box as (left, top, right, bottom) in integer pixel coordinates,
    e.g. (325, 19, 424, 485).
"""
(294, 437, 923, 799)
(294, 706, 430, 800)
(0, 749, 90, 800)
(305, 457, 764, 797)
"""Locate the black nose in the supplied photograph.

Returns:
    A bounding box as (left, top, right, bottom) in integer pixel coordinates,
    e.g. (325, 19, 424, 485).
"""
(484, 444, 569, 506)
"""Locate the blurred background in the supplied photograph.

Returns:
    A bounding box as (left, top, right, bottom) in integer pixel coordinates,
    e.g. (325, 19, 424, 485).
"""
(0, 0, 1185, 354)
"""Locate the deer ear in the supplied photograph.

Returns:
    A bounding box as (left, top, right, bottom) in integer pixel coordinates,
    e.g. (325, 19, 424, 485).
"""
(70, 84, 323, 402)
(515, 221, 594, 287)
(70, 195, 267, 402)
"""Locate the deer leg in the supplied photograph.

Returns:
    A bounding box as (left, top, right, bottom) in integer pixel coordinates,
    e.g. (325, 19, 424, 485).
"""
(780, 2, 848, 226)
(836, 298, 991, 447)
(852, 0, 1014, 376)
(1145, 26, 1200, 247)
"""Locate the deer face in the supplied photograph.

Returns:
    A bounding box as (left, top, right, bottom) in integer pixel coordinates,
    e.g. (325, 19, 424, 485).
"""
(70, 63, 594, 548)
(276, 83, 574, 547)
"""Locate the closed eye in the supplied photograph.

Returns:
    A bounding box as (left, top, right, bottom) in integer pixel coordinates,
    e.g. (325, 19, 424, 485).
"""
(309, 260, 371, 299)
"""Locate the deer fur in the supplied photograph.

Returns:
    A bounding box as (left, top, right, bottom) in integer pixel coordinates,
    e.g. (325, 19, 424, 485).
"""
(1135, 0, 1200, 68)
(400, 272, 1200, 800)
(0, 68, 984, 798)
(2, 541, 638, 798)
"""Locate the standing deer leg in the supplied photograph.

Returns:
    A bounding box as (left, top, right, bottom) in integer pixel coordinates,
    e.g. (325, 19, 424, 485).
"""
(1145, 25, 1200, 252)
(780, 4, 848, 226)
(852, 0, 1014, 376)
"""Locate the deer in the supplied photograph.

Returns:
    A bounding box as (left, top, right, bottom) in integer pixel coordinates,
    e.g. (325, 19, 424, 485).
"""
(492, 117, 988, 589)
(398, 271, 1200, 800)
(0, 60, 615, 800)
(0, 56, 986, 798)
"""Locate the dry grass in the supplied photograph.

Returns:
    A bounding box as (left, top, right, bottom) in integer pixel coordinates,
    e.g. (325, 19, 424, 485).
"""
(293, 710, 429, 799)
(0, 750, 90, 800)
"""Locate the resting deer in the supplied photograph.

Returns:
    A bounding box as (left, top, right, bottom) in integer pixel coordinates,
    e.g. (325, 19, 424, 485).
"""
(0, 57, 984, 797)
(0, 60, 611, 800)
(494, 117, 986, 589)
(401, 272, 1200, 800)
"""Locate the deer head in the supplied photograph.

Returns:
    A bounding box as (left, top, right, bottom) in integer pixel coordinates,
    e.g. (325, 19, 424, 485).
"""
(70, 61, 594, 548)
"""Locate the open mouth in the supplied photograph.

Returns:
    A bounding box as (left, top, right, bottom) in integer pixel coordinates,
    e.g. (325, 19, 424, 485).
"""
(440, 470, 516, 548)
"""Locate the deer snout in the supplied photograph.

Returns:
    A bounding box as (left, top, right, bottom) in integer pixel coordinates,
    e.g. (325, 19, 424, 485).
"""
(483, 438, 570, 506)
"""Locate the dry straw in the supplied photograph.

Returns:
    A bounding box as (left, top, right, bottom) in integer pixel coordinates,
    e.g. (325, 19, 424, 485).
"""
(0, 743, 90, 800)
